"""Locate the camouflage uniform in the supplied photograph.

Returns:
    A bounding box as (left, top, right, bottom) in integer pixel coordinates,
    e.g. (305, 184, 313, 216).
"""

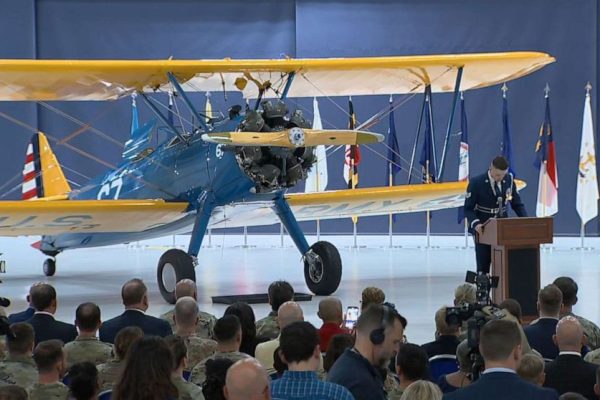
(64, 336, 113, 368)
(189, 351, 249, 386)
(256, 311, 279, 340)
(383, 371, 401, 400)
(0, 355, 37, 392)
(387, 387, 404, 400)
(566, 312, 600, 350)
(584, 347, 600, 364)
(181, 335, 217, 372)
(29, 382, 69, 400)
(97, 359, 124, 391)
(172, 375, 205, 400)
(160, 308, 217, 340)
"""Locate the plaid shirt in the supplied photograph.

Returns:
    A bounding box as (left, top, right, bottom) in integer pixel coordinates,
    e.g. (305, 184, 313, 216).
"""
(271, 370, 354, 400)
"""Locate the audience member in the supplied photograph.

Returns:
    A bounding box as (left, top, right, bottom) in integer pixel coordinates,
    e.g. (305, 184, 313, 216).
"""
(544, 316, 597, 399)
(0, 385, 27, 400)
(323, 334, 355, 373)
(453, 284, 476, 306)
(584, 347, 600, 365)
(594, 366, 600, 398)
(517, 353, 546, 386)
(400, 380, 443, 400)
(8, 285, 36, 324)
(437, 339, 471, 393)
(64, 302, 113, 368)
(327, 304, 405, 400)
(317, 297, 350, 353)
(159, 279, 217, 339)
(224, 301, 269, 356)
(499, 298, 523, 324)
(271, 321, 353, 400)
(525, 284, 563, 360)
(559, 393, 588, 400)
(255, 301, 304, 374)
(553, 277, 600, 350)
(99, 279, 172, 343)
(256, 281, 294, 340)
(361, 287, 386, 311)
(271, 346, 287, 378)
(164, 335, 204, 400)
(68, 362, 100, 400)
(421, 306, 461, 359)
(97, 326, 143, 391)
(224, 358, 271, 400)
(30, 339, 69, 400)
(202, 358, 234, 400)
(388, 343, 430, 399)
(112, 336, 177, 400)
(25, 283, 77, 345)
(0, 323, 37, 391)
(442, 319, 558, 400)
(190, 315, 249, 386)
(173, 296, 217, 370)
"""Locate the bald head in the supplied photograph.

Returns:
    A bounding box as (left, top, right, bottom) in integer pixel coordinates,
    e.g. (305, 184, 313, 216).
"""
(174, 296, 199, 328)
(224, 358, 269, 400)
(318, 297, 343, 324)
(277, 301, 304, 329)
(554, 316, 584, 351)
(175, 279, 197, 300)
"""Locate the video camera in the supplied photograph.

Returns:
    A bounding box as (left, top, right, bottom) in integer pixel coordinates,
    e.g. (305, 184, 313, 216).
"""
(445, 270, 503, 380)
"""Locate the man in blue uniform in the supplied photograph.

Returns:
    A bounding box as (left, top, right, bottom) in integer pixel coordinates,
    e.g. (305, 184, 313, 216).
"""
(464, 156, 527, 273)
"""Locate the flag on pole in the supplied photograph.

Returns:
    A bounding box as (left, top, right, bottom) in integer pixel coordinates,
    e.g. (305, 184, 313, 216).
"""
(576, 86, 599, 225)
(534, 90, 559, 217)
(457, 94, 469, 223)
(387, 96, 401, 183)
(130, 93, 139, 134)
(205, 92, 212, 123)
(419, 94, 436, 183)
(167, 91, 174, 127)
(305, 97, 328, 193)
(343, 98, 360, 188)
(501, 87, 517, 175)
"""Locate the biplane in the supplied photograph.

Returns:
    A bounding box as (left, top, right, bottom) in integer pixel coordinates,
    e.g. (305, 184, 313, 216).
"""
(0, 52, 554, 303)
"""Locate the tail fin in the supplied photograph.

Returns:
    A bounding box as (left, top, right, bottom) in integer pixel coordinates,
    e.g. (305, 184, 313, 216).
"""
(22, 133, 71, 200)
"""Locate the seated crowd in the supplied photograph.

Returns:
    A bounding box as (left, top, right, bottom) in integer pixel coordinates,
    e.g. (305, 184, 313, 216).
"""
(0, 276, 598, 400)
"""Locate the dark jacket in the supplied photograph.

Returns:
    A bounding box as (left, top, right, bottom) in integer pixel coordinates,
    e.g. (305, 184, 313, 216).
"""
(464, 172, 527, 233)
(421, 335, 461, 359)
(26, 313, 78, 345)
(326, 348, 386, 400)
(524, 318, 559, 360)
(8, 307, 35, 324)
(544, 353, 597, 399)
(443, 371, 558, 400)
(99, 309, 172, 344)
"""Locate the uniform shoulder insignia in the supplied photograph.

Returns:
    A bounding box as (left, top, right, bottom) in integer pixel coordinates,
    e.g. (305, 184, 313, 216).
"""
(466, 192, 472, 198)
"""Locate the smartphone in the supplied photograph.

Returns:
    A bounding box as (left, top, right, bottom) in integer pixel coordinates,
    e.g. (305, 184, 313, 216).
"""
(345, 306, 359, 329)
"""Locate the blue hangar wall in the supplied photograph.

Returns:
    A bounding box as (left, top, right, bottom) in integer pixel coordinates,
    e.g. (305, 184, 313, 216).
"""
(0, 0, 597, 237)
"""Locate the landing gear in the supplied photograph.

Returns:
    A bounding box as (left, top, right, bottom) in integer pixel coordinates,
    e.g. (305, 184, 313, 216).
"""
(43, 258, 56, 277)
(157, 249, 196, 304)
(304, 241, 342, 295)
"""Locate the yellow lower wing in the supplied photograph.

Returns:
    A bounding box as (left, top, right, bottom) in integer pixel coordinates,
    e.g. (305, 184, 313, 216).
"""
(0, 200, 188, 236)
(202, 129, 383, 148)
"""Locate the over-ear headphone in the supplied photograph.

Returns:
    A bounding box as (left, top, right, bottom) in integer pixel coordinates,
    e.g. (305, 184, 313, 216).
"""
(369, 305, 390, 345)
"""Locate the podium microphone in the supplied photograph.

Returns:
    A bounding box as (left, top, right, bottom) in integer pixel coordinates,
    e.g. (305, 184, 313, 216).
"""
(496, 197, 503, 218)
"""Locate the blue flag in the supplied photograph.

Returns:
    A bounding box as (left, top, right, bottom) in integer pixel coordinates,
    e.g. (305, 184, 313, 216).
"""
(501, 94, 516, 175)
(130, 94, 139, 135)
(387, 97, 401, 183)
(457, 96, 469, 223)
(419, 94, 436, 183)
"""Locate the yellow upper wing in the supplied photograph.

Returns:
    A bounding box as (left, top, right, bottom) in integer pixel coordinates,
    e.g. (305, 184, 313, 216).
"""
(0, 200, 188, 236)
(0, 52, 554, 101)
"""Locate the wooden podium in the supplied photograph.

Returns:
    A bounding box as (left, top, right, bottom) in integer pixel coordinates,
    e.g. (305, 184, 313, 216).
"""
(478, 217, 553, 321)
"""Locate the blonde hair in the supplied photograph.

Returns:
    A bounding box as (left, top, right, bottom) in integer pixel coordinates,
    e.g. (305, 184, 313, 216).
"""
(517, 353, 545, 384)
(399, 380, 442, 400)
(454, 283, 476, 305)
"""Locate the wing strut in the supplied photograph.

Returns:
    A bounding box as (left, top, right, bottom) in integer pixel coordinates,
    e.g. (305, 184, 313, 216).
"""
(139, 92, 187, 144)
(167, 72, 211, 133)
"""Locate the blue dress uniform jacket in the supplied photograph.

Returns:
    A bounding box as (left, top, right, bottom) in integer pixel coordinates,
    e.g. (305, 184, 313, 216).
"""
(464, 172, 527, 272)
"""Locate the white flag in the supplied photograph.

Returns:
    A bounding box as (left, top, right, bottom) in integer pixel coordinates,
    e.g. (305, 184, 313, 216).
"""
(305, 98, 328, 192)
(576, 91, 599, 225)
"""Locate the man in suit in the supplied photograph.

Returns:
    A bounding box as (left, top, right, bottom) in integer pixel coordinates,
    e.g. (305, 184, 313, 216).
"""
(99, 278, 172, 344)
(525, 284, 563, 360)
(464, 156, 527, 273)
(8, 285, 36, 324)
(25, 283, 77, 345)
(443, 319, 558, 400)
(544, 316, 597, 399)
(421, 306, 461, 359)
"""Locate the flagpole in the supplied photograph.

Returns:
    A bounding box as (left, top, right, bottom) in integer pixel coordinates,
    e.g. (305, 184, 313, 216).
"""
(425, 160, 431, 248)
(464, 219, 469, 248)
(280, 223, 285, 248)
(388, 163, 393, 248)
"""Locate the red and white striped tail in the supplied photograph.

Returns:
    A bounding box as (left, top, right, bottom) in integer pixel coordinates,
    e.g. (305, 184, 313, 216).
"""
(22, 141, 41, 200)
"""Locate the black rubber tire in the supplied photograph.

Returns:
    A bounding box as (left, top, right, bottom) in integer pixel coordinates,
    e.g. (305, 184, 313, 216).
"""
(157, 249, 196, 304)
(43, 258, 56, 277)
(303, 241, 342, 295)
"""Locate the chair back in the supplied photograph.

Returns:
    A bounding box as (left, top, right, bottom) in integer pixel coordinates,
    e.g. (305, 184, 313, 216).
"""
(429, 354, 459, 381)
